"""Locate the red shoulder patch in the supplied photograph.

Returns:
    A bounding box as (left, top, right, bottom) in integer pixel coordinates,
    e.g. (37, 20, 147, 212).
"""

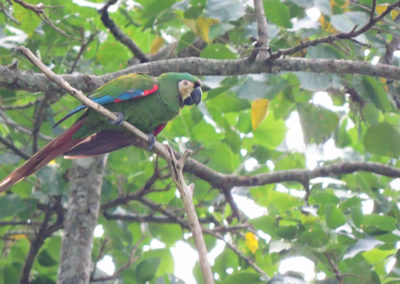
(144, 84, 159, 96)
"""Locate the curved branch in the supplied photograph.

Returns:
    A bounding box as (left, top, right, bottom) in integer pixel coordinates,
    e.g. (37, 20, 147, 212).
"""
(99, 0, 148, 62)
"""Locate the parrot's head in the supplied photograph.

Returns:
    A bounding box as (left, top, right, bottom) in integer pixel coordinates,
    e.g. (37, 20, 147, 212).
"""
(178, 78, 202, 107)
(158, 72, 202, 107)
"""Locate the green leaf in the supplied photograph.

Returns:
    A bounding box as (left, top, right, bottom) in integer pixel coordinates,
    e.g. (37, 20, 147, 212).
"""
(363, 248, 396, 265)
(200, 43, 237, 59)
(13, 4, 41, 37)
(206, 92, 250, 113)
(205, 0, 245, 22)
(0, 153, 21, 165)
(362, 103, 380, 125)
(324, 204, 346, 229)
(266, 190, 302, 213)
(249, 215, 278, 238)
(149, 224, 182, 246)
(307, 45, 341, 59)
(263, 0, 291, 28)
(297, 103, 339, 144)
(37, 250, 58, 267)
(295, 72, 331, 91)
(362, 214, 397, 232)
(344, 237, 384, 259)
(331, 12, 369, 33)
(136, 258, 161, 283)
(359, 77, 392, 112)
(0, 195, 26, 218)
(334, 118, 352, 148)
(221, 271, 263, 284)
(184, 0, 206, 19)
(253, 114, 287, 149)
(142, 249, 174, 276)
(364, 122, 400, 156)
(298, 224, 329, 248)
(195, 143, 240, 173)
(233, 75, 287, 101)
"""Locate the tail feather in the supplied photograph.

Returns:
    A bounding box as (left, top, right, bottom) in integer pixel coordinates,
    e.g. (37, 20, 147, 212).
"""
(64, 129, 135, 158)
(0, 120, 85, 192)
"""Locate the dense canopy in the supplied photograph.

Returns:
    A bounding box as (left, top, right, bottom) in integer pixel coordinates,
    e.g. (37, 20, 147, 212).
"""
(1, 0, 400, 283)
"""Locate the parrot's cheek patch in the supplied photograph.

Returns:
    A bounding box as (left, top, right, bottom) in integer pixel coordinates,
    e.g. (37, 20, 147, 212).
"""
(184, 87, 202, 106)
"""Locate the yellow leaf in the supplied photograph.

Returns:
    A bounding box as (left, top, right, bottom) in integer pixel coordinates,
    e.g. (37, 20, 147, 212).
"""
(319, 15, 336, 33)
(9, 233, 28, 240)
(150, 37, 165, 54)
(330, 0, 350, 10)
(391, 9, 400, 20)
(184, 16, 219, 43)
(376, 4, 388, 16)
(251, 98, 269, 130)
(379, 77, 388, 92)
(245, 232, 259, 254)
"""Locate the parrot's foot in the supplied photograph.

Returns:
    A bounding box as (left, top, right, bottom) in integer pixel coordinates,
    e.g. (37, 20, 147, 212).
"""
(110, 112, 124, 125)
(147, 133, 156, 151)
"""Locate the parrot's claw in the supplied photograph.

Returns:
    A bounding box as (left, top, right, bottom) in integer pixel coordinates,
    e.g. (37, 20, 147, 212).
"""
(110, 112, 124, 125)
(147, 133, 156, 151)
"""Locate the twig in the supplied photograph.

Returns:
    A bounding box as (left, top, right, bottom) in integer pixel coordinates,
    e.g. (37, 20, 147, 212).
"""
(165, 146, 214, 284)
(91, 235, 146, 282)
(1, 99, 40, 110)
(324, 252, 343, 284)
(0, 135, 30, 160)
(13, 0, 70, 37)
(0, 109, 53, 141)
(69, 31, 99, 74)
(223, 188, 242, 221)
(0, 1, 19, 24)
(90, 238, 110, 281)
(252, 0, 269, 60)
(272, 0, 400, 58)
(0, 220, 41, 226)
(99, 0, 148, 62)
(19, 198, 63, 284)
(210, 230, 269, 280)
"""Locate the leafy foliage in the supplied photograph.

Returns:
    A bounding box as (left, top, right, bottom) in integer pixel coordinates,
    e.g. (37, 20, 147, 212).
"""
(1, 0, 400, 283)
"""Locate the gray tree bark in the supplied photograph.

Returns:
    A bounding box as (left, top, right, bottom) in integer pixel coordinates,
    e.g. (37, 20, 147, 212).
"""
(57, 155, 108, 284)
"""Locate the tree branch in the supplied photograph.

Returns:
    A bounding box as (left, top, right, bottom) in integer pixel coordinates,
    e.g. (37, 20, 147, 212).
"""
(3, 56, 400, 96)
(57, 155, 107, 284)
(91, 235, 145, 282)
(165, 146, 214, 284)
(252, 0, 269, 60)
(0, 135, 30, 160)
(184, 160, 400, 191)
(13, 0, 70, 37)
(19, 197, 63, 284)
(99, 0, 148, 62)
(272, 0, 400, 58)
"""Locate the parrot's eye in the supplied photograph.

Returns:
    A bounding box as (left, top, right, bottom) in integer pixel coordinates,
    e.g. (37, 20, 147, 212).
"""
(183, 81, 189, 86)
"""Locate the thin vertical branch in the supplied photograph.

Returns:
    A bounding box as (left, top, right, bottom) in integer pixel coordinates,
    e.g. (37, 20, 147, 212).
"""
(253, 0, 269, 60)
(165, 146, 214, 284)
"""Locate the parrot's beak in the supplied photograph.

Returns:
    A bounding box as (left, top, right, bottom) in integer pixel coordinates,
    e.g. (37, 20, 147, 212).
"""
(183, 81, 202, 106)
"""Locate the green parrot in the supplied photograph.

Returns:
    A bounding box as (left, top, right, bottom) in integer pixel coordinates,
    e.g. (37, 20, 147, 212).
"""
(0, 72, 202, 192)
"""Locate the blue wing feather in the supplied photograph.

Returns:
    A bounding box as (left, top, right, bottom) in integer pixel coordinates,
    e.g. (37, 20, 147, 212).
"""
(54, 90, 145, 128)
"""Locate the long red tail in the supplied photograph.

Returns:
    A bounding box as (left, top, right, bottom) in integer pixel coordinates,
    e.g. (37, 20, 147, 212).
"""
(0, 120, 85, 192)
